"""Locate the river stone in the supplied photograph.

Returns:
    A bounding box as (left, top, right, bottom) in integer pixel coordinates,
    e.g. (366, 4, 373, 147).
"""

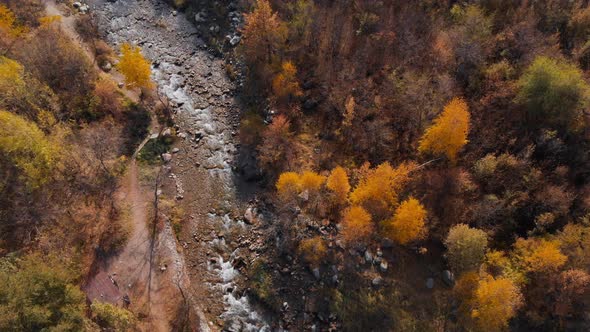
(162, 128, 172, 137)
(426, 278, 434, 289)
(161, 153, 172, 163)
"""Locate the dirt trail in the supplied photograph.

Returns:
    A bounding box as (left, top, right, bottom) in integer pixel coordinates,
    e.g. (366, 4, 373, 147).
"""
(43, 2, 192, 330)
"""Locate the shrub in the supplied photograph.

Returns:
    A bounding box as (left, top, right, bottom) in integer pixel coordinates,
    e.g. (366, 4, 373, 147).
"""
(298, 236, 327, 267)
(517, 56, 590, 131)
(91, 302, 137, 331)
(123, 103, 151, 155)
(445, 224, 488, 274)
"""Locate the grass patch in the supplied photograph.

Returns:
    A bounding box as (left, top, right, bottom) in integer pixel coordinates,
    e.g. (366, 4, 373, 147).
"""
(248, 260, 280, 311)
(138, 136, 173, 164)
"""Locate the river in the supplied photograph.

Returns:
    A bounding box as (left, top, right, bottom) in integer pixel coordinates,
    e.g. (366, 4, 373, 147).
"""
(86, 0, 270, 330)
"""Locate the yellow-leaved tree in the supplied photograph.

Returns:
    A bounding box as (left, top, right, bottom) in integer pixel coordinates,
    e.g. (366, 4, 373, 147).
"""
(0, 56, 25, 105)
(513, 238, 567, 273)
(300, 170, 325, 194)
(276, 171, 301, 201)
(0, 110, 61, 189)
(272, 61, 303, 103)
(117, 43, 152, 90)
(349, 162, 415, 217)
(340, 205, 373, 245)
(382, 197, 427, 245)
(326, 166, 350, 204)
(470, 275, 523, 332)
(418, 97, 470, 163)
(0, 5, 24, 52)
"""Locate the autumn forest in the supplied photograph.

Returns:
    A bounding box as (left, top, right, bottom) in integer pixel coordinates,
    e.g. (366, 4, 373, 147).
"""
(2, 0, 590, 331)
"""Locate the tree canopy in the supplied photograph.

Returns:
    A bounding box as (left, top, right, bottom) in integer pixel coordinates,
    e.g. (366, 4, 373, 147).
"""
(418, 97, 470, 163)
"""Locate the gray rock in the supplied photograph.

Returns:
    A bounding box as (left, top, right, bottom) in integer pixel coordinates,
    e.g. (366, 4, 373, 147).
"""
(229, 35, 241, 46)
(73, 2, 82, 8)
(195, 12, 207, 23)
(224, 319, 242, 332)
(442, 270, 455, 286)
(101, 61, 112, 72)
(312, 267, 320, 280)
(372, 277, 383, 287)
(171, 147, 180, 153)
(381, 238, 395, 248)
(161, 153, 172, 163)
(426, 278, 434, 289)
(364, 250, 373, 264)
(376, 248, 383, 257)
(380, 261, 388, 272)
(118, 82, 124, 88)
(177, 132, 187, 139)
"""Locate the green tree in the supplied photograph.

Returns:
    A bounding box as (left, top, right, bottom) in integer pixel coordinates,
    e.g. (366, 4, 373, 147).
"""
(445, 224, 488, 274)
(0, 254, 88, 331)
(517, 56, 590, 131)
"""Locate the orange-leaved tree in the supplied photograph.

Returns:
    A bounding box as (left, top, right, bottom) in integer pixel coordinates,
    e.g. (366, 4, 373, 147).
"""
(326, 166, 350, 205)
(418, 97, 470, 163)
(272, 61, 303, 103)
(340, 205, 373, 245)
(241, 0, 287, 66)
(349, 162, 415, 218)
(258, 115, 295, 172)
(513, 238, 567, 273)
(382, 197, 427, 245)
(117, 43, 152, 90)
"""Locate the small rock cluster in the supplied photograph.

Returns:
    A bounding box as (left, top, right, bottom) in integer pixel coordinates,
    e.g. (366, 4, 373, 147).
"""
(72, 2, 90, 14)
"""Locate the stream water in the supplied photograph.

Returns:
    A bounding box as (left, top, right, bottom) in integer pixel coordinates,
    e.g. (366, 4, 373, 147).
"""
(87, 0, 268, 330)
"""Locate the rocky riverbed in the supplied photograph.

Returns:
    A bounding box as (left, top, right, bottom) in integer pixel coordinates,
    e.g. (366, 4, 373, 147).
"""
(86, 0, 270, 330)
